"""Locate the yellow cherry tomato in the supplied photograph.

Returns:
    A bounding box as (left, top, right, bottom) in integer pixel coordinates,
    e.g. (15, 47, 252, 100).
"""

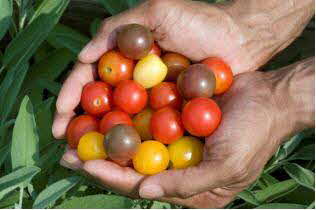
(133, 54, 167, 89)
(133, 140, 169, 175)
(168, 136, 203, 169)
(133, 108, 153, 141)
(77, 131, 107, 161)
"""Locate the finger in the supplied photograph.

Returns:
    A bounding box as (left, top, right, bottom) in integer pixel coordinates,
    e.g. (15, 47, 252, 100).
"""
(78, 3, 148, 64)
(83, 159, 145, 197)
(52, 63, 97, 139)
(60, 147, 84, 171)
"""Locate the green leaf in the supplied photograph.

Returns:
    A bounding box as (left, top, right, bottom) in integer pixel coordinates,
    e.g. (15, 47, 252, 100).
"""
(47, 24, 89, 55)
(237, 189, 260, 206)
(0, 166, 40, 200)
(54, 194, 133, 209)
(90, 18, 102, 37)
(255, 179, 299, 203)
(150, 201, 172, 209)
(97, 0, 129, 15)
(307, 201, 315, 209)
(284, 163, 315, 190)
(127, 0, 141, 8)
(288, 144, 315, 161)
(33, 176, 82, 209)
(2, 0, 69, 68)
(11, 96, 39, 170)
(36, 78, 61, 95)
(15, 0, 33, 29)
(255, 203, 306, 209)
(0, 145, 10, 167)
(258, 174, 279, 188)
(274, 133, 305, 161)
(0, 0, 13, 40)
(0, 191, 19, 208)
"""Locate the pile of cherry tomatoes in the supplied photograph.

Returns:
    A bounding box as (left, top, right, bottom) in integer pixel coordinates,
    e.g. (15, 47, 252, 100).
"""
(66, 24, 233, 175)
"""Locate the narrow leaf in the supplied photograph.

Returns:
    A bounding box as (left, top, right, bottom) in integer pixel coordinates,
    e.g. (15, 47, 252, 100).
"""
(284, 163, 315, 190)
(255, 203, 306, 209)
(237, 189, 260, 205)
(307, 201, 315, 209)
(0, 0, 13, 40)
(97, 0, 129, 15)
(33, 176, 82, 209)
(0, 145, 10, 167)
(36, 78, 61, 95)
(90, 18, 102, 37)
(288, 144, 315, 161)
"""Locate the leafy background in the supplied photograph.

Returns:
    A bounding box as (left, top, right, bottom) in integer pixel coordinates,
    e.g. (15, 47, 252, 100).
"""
(0, 0, 314, 208)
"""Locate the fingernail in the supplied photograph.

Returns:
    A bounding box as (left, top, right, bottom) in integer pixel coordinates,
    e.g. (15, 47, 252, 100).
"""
(60, 152, 83, 170)
(139, 185, 164, 199)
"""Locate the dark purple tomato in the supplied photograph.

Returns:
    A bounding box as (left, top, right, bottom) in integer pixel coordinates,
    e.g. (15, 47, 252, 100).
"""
(162, 53, 190, 81)
(177, 64, 216, 100)
(117, 24, 153, 60)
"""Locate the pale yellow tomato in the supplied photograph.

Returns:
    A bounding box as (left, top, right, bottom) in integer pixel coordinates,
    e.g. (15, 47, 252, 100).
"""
(133, 108, 153, 140)
(133, 140, 169, 175)
(133, 54, 167, 88)
(168, 136, 203, 169)
(77, 131, 107, 161)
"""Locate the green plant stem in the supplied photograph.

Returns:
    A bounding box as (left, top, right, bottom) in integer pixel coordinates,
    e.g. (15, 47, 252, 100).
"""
(18, 186, 24, 208)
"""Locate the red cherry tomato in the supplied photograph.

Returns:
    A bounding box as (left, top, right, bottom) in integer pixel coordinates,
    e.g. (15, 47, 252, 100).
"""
(202, 57, 233, 95)
(148, 42, 161, 57)
(81, 81, 112, 116)
(100, 110, 133, 134)
(151, 107, 184, 144)
(182, 98, 221, 137)
(149, 82, 182, 110)
(113, 80, 148, 114)
(66, 115, 99, 149)
(98, 50, 135, 86)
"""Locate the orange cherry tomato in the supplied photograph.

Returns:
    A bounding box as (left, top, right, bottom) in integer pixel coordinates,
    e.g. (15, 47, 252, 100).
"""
(151, 107, 184, 144)
(100, 110, 133, 134)
(133, 108, 153, 140)
(149, 82, 182, 110)
(98, 50, 135, 86)
(148, 42, 161, 57)
(133, 140, 169, 175)
(77, 131, 107, 161)
(81, 81, 112, 116)
(182, 98, 221, 137)
(202, 57, 233, 95)
(113, 80, 148, 114)
(168, 136, 203, 169)
(66, 115, 99, 149)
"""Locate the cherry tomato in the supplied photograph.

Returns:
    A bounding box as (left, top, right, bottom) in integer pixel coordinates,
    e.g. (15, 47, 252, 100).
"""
(133, 54, 167, 89)
(151, 107, 184, 144)
(81, 81, 112, 116)
(133, 140, 169, 175)
(98, 50, 135, 86)
(148, 42, 161, 56)
(162, 52, 190, 81)
(133, 108, 153, 140)
(77, 131, 107, 161)
(149, 82, 182, 110)
(113, 80, 148, 114)
(66, 115, 99, 149)
(100, 110, 133, 134)
(168, 136, 203, 169)
(182, 98, 221, 137)
(202, 57, 233, 95)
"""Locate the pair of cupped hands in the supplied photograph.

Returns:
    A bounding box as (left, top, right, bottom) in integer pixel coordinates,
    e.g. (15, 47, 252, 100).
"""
(52, 0, 309, 208)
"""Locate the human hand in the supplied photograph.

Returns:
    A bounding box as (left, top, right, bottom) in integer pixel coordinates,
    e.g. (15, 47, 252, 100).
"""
(58, 57, 314, 208)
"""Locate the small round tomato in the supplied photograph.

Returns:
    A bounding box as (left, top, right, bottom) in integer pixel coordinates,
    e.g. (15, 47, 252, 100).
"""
(202, 57, 233, 95)
(182, 98, 221, 137)
(100, 110, 133, 134)
(168, 136, 203, 169)
(148, 42, 161, 56)
(81, 81, 112, 116)
(133, 108, 153, 140)
(151, 107, 184, 144)
(98, 50, 135, 86)
(77, 131, 107, 161)
(113, 80, 148, 114)
(133, 54, 167, 89)
(66, 115, 99, 149)
(162, 52, 190, 81)
(133, 140, 169, 175)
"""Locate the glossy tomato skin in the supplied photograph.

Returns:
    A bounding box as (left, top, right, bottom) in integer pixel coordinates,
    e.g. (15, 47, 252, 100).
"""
(202, 57, 233, 95)
(148, 42, 161, 56)
(133, 108, 153, 140)
(100, 110, 133, 134)
(168, 136, 203, 169)
(149, 82, 182, 110)
(77, 131, 107, 161)
(81, 81, 112, 116)
(113, 80, 148, 114)
(162, 52, 190, 81)
(66, 115, 99, 149)
(133, 140, 169, 175)
(98, 50, 135, 86)
(182, 98, 221, 137)
(151, 107, 184, 144)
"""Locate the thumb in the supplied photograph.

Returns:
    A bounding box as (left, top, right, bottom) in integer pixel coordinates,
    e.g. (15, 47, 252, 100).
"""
(139, 160, 229, 199)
